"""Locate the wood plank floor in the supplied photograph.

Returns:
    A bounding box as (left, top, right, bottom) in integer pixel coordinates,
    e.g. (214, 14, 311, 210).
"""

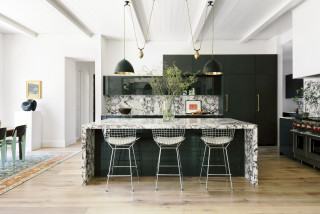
(0, 143, 320, 214)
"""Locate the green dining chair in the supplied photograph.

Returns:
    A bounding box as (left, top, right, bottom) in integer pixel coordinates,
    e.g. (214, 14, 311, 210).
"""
(6, 125, 27, 165)
(0, 127, 7, 168)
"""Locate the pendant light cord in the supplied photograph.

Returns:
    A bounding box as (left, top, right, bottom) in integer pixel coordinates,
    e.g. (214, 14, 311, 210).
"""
(211, 4, 214, 59)
(128, 0, 155, 50)
(124, 3, 126, 59)
(186, 0, 210, 51)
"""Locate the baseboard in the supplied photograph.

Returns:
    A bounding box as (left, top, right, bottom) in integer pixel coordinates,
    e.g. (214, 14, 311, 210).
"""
(41, 140, 67, 148)
(65, 138, 77, 147)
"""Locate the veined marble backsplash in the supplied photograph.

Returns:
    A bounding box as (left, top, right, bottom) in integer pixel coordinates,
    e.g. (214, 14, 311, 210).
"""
(304, 79, 320, 117)
(104, 95, 219, 115)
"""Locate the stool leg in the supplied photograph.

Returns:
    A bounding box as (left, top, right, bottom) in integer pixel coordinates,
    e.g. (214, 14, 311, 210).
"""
(131, 145, 139, 181)
(225, 147, 233, 191)
(176, 147, 183, 190)
(222, 147, 228, 181)
(199, 144, 207, 180)
(206, 147, 211, 190)
(1, 145, 5, 168)
(176, 146, 183, 181)
(128, 148, 134, 192)
(111, 147, 116, 176)
(155, 147, 162, 191)
(106, 148, 114, 192)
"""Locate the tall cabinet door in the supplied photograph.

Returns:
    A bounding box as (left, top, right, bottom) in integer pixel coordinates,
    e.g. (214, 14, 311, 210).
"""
(224, 75, 256, 123)
(256, 55, 277, 146)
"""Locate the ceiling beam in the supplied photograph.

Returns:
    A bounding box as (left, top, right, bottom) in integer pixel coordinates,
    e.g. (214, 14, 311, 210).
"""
(127, 0, 146, 44)
(240, 0, 305, 43)
(46, 0, 93, 38)
(0, 13, 37, 38)
(190, 0, 215, 43)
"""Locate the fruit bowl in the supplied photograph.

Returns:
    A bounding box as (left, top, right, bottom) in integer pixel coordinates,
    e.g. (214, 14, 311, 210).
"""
(119, 108, 131, 115)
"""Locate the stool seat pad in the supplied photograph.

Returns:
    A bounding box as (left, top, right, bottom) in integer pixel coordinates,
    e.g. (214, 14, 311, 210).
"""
(154, 137, 184, 145)
(201, 136, 232, 145)
(106, 137, 137, 145)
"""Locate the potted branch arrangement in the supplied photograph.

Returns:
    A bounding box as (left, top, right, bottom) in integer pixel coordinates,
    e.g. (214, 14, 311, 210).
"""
(292, 84, 320, 119)
(150, 64, 198, 122)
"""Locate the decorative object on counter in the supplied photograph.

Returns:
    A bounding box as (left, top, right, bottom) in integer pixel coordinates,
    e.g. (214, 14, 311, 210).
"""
(26, 81, 41, 99)
(185, 100, 201, 114)
(21, 99, 37, 111)
(118, 108, 131, 115)
(150, 64, 198, 121)
(292, 84, 320, 118)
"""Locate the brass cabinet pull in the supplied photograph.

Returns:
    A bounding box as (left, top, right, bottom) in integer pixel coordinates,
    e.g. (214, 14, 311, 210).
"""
(257, 94, 260, 112)
(226, 94, 229, 112)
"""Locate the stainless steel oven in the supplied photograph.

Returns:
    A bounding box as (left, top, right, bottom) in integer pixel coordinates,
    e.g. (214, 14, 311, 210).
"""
(293, 130, 307, 159)
(307, 134, 320, 166)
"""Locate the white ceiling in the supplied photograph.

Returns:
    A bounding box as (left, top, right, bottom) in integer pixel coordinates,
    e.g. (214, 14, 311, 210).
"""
(0, 0, 297, 41)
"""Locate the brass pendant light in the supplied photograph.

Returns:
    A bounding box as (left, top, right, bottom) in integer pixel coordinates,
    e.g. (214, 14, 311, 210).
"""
(186, 0, 210, 60)
(202, 2, 223, 75)
(115, 1, 134, 74)
(129, 0, 155, 59)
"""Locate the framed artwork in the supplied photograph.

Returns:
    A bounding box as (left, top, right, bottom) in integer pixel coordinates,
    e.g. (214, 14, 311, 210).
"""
(185, 100, 201, 114)
(26, 81, 42, 99)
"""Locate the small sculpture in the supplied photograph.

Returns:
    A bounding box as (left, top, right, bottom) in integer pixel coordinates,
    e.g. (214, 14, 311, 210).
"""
(21, 99, 37, 111)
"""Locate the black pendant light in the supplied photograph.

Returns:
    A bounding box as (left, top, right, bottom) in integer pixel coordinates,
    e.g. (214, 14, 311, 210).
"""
(115, 1, 134, 75)
(202, 2, 223, 75)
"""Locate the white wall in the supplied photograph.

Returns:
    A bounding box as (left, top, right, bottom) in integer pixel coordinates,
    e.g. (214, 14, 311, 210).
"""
(0, 34, 3, 123)
(2, 34, 100, 147)
(102, 39, 274, 76)
(65, 58, 77, 147)
(293, 0, 320, 78)
(76, 61, 94, 139)
(282, 41, 296, 112)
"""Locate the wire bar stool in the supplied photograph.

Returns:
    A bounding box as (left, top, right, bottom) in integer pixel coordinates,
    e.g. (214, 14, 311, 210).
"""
(152, 128, 185, 191)
(103, 128, 139, 192)
(199, 128, 235, 191)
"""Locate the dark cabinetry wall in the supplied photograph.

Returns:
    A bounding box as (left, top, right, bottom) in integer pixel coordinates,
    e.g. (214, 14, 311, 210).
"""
(223, 55, 277, 146)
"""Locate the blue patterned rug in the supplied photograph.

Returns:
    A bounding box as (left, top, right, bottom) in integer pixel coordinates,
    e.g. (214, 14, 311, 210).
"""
(0, 151, 79, 195)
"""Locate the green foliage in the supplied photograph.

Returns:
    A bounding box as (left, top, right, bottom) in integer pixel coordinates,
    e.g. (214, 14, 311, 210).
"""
(150, 63, 198, 96)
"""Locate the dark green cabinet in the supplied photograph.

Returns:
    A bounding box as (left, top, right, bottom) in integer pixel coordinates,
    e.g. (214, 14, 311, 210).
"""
(103, 76, 152, 95)
(224, 75, 256, 123)
(256, 55, 277, 74)
(256, 73, 277, 145)
(163, 55, 193, 74)
(224, 55, 255, 75)
(280, 118, 294, 158)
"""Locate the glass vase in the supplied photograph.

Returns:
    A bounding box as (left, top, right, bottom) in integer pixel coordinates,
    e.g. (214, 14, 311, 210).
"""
(162, 96, 175, 122)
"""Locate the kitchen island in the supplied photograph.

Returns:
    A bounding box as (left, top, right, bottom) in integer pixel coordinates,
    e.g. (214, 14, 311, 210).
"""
(82, 118, 258, 186)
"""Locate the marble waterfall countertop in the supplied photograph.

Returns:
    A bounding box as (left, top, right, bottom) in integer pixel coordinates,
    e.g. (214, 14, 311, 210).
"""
(81, 118, 258, 186)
